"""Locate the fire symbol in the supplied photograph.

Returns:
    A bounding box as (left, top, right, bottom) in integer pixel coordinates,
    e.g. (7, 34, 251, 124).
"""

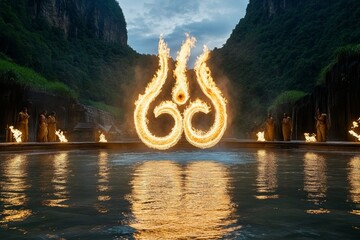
(134, 35, 227, 150)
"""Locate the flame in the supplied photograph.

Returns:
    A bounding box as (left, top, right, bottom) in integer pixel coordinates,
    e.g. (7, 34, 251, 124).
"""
(9, 126, 22, 143)
(134, 35, 227, 150)
(55, 129, 68, 142)
(183, 46, 228, 149)
(172, 34, 196, 105)
(304, 133, 317, 142)
(99, 133, 107, 143)
(349, 118, 360, 141)
(256, 131, 265, 142)
(134, 36, 182, 150)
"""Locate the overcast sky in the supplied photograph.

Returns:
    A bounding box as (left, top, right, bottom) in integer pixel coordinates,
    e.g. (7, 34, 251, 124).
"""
(117, 0, 249, 66)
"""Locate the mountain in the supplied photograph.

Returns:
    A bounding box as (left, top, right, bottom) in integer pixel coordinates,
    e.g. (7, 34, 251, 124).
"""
(210, 0, 360, 137)
(0, 0, 138, 106)
(0, 0, 164, 140)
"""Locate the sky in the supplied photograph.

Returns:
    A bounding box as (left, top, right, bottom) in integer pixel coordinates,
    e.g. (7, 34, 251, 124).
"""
(117, 0, 249, 66)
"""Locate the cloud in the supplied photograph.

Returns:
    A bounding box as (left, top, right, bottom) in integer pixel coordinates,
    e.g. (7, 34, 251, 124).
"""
(117, 0, 249, 65)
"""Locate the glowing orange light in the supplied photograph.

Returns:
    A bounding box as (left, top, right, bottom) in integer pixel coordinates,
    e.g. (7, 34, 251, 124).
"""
(134, 35, 227, 150)
(349, 118, 360, 141)
(304, 133, 317, 142)
(55, 129, 68, 142)
(9, 126, 22, 143)
(99, 132, 107, 143)
(256, 131, 265, 142)
(183, 45, 228, 149)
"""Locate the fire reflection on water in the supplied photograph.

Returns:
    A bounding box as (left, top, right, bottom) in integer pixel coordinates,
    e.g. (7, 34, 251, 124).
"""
(348, 156, 360, 215)
(42, 152, 70, 208)
(0, 155, 32, 224)
(303, 152, 329, 214)
(129, 161, 238, 239)
(94, 151, 111, 213)
(255, 150, 278, 199)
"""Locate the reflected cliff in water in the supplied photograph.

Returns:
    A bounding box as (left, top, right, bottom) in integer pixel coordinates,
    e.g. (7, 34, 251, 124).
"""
(129, 160, 239, 239)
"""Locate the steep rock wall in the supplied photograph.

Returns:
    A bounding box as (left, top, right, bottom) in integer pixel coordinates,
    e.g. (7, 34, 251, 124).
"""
(27, 0, 127, 45)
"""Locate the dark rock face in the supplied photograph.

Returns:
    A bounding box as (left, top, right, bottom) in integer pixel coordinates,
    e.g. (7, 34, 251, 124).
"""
(246, 0, 302, 20)
(292, 56, 360, 141)
(27, 0, 127, 45)
(0, 85, 116, 142)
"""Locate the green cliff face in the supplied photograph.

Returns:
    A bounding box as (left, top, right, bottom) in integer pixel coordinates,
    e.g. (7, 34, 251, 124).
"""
(210, 0, 360, 137)
(0, 0, 135, 106)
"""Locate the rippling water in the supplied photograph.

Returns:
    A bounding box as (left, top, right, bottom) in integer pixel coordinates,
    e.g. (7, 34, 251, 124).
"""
(0, 149, 359, 239)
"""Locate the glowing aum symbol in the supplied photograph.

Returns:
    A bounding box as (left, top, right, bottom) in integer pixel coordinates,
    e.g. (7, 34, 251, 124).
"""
(134, 35, 227, 150)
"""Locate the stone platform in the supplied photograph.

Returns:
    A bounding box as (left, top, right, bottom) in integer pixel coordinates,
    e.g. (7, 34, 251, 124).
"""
(1, 138, 360, 152)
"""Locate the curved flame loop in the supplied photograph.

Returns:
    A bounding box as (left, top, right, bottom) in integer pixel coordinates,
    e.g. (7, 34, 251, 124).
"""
(134, 37, 183, 150)
(183, 46, 228, 149)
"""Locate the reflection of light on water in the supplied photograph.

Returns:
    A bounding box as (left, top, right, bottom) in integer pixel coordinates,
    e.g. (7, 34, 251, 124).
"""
(0, 155, 32, 223)
(255, 150, 278, 199)
(303, 152, 329, 214)
(348, 156, 360, 215)
(94, 151, 111, 213)
(43, 152, 70, 208)
(130, 161, 238, 239)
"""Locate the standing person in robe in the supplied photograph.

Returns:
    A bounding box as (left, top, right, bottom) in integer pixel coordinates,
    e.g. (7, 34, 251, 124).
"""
(315, 109, 328, 142)
(281, 113, 292, 141)
(264, 113, 275, 141)
(47, 111, 57, 142)
(18, 107, 30, 142)
(37, 110, 48, 142)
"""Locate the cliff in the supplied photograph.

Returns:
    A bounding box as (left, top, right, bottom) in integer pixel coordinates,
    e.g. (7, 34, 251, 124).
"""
(0, 0, 141, 141)
(292, 47, 360, 141)
(210, 0, 360, 137)
(28, 0, 127, 45)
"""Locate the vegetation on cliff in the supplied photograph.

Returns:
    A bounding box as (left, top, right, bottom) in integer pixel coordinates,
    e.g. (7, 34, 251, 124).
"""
(0, 58, 76, 98)
(0, 0, 137, 110)
(210, 0, 360, 136)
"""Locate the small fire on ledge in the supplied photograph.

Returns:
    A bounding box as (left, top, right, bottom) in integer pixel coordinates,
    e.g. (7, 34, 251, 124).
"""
(56, 129, 68, 143)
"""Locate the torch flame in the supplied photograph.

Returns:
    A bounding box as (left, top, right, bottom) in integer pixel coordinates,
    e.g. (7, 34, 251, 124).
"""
(256, 131, 265, 142)
(349, 118, 360, 141)
(134, 35, 228, 150)
(304, 133, 317, 142)
(99, 133, 107, 143)
(9, 126, 22, 143)
(55, 129, 68, 143)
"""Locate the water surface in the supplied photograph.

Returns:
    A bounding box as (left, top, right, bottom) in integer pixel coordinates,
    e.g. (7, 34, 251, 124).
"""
(0, 149, 359, 239)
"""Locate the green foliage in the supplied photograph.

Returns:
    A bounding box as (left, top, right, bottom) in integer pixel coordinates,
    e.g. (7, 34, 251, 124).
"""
(0, 0, 137, 108)
(84, 100, 124, 119)
(0, 58, 76, 98)
(211, 0, 360, 136)
(317, 44, 360, 85)
(268, 90, 307, 113)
